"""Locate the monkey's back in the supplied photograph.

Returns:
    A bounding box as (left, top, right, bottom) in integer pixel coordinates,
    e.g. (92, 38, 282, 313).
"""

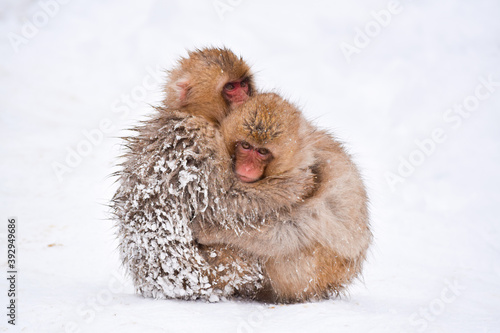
(111, 109, 262, 301)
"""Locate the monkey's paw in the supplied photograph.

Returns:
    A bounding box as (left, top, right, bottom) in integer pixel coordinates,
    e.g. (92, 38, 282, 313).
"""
(191, 222, 218, 246)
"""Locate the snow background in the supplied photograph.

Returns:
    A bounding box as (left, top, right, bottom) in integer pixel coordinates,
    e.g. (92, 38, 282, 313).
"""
(1, 0, 499, 332)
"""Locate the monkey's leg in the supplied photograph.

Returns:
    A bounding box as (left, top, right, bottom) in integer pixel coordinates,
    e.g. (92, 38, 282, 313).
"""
(262, 246, 362, 303)
(198, 244, 264, 298)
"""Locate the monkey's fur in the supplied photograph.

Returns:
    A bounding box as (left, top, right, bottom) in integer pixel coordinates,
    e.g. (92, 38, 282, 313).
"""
(112, 48, 311, 300)
(193, 93, 372, 303)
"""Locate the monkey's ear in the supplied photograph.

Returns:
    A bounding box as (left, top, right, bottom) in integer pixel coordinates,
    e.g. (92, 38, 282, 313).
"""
(175, 78, 191, 107)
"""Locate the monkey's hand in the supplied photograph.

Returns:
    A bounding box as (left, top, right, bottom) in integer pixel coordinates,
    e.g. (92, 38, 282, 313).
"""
(191, 219, 219, 246)
(192, 218, 261, 252)
(191, 216, 256, 248)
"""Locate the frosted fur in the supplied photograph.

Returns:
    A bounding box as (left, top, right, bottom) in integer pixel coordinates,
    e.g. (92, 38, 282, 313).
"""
(112, 110, 257, 300)
(112, 107, 312, 301)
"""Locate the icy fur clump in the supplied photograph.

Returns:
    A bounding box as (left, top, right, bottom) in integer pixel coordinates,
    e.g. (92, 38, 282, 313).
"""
(112, 109, 264, 301)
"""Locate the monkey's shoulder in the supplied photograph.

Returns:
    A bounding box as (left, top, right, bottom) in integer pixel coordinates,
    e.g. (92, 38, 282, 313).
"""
(152, 108, 219, 138)
(125, 109, 219, 151)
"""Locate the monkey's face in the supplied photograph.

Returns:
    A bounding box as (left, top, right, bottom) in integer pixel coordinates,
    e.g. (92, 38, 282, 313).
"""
(222, 93, 304, 183)
(221, 77, 251, 106)
(232, 140, 273, 182)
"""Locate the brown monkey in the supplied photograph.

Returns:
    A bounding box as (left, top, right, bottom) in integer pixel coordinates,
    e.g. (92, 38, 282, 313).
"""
(193, 93, 372, 303)
(112, 48, 310, 301)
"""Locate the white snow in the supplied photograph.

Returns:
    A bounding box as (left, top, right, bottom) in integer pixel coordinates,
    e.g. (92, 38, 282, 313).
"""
(1, 0, 499, 332)
(178, 170, 197, 189)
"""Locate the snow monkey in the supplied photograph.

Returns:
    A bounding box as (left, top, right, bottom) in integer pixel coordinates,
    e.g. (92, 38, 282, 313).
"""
(112, 48, 310, 301)
(193, 93, 372, 303)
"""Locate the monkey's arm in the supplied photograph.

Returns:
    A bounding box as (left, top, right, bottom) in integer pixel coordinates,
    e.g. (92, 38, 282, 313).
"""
(229, 168, 315, 210)
(194, 184, 370, 261)
(193, 214, 310, 258)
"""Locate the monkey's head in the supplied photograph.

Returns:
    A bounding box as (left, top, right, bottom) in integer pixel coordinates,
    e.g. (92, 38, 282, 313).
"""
(164, 47, 255, 124)
(221, 93, 311, 183)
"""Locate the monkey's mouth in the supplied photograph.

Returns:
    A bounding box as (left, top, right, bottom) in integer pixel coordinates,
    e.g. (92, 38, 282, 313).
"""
(236, 173, 258, 183)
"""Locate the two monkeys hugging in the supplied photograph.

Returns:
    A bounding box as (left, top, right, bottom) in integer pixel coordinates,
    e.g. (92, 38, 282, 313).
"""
(112, 47, 371, 304)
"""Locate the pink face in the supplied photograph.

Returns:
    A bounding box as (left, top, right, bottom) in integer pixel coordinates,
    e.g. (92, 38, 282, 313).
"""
(223, 78, 251, 105)
(234, 141, 272, 183)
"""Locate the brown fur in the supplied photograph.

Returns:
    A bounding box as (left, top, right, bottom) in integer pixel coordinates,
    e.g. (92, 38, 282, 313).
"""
(193, 93, 372, 303)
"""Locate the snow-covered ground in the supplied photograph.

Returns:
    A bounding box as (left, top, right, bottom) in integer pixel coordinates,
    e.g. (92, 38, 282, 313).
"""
(1, 0, 499, 332)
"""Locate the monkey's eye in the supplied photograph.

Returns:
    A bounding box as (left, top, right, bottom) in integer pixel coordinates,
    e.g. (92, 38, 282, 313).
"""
(224, 83, 235, 91)
(240, 141, 251, 150)
(240, 80, 247, 88)
(257, 148, 270, 156)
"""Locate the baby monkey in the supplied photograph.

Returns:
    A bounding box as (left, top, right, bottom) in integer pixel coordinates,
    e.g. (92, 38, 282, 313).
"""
(194, 93, 372, 303)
